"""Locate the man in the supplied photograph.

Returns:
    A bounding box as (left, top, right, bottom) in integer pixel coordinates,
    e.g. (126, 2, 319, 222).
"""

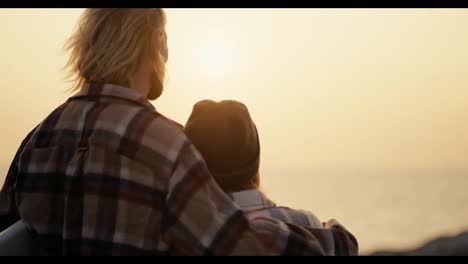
(184, 99, 353, 256)
(0, 9, 358, 255)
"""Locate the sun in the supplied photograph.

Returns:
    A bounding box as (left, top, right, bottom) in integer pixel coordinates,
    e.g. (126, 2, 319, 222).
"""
(195, 32, 236, 80)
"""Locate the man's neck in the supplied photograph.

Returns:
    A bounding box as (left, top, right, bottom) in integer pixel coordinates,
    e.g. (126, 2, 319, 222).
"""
(129, 61, 151, 98)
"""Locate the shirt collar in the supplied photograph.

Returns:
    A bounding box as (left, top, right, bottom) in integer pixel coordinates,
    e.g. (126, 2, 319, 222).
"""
(228, 189, 276, 211)
(69, 81, 156, 111)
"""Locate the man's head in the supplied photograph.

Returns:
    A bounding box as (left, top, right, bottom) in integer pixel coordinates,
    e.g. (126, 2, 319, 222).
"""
(64, 8, 167, 100)
(184, 100, 261, 193)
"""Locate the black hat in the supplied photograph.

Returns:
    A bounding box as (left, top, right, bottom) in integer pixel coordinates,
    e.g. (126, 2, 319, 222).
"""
(184, 100, 260, 192)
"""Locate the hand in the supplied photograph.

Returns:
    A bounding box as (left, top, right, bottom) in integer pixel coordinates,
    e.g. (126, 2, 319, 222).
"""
(323, 219, 343, 229)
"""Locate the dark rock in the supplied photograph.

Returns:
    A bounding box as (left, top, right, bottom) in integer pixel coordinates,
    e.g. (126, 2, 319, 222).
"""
(371, 231, 468, 256)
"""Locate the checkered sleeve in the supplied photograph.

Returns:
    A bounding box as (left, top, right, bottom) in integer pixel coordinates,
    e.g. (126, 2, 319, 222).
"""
(0, 126, 38, 232)
(162, 140, 358, 255)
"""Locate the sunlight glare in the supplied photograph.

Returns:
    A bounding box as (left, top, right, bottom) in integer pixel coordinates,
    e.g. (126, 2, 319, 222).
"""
(195, 32, 236, 80)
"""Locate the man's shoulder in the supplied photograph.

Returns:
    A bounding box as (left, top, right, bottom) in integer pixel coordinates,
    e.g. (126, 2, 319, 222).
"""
(142, 111, 185, 141)
(41, 99, 189, 163)
(157, 114, 184, 130)
(136, 110, 190, 163)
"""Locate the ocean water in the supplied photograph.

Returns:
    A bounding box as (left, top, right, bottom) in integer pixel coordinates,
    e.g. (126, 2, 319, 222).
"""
(261, 167, 468, 255)
(1, 168, 467, 255)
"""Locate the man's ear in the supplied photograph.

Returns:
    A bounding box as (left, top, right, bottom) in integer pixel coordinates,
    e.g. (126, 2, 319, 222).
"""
(159, 31, 168, 63)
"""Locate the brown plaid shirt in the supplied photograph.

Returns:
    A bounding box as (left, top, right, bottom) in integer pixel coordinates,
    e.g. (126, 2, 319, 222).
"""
(0, 82, 358, 255)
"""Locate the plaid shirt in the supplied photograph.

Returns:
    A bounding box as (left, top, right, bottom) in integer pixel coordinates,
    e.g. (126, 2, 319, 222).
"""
(0, 82, 358, 256)
(230, 190, 337, 256)
(230, 190, 323, 228)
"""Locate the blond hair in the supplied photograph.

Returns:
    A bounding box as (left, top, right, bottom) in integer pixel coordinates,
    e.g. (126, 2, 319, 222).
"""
(64, 8, 166, 96)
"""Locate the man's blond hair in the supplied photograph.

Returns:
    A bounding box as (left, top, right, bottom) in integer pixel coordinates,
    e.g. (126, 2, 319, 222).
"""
(64, 8, 166, 98)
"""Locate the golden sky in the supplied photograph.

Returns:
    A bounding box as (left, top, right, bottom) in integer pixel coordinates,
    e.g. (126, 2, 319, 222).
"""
(1, 9, 468, 253)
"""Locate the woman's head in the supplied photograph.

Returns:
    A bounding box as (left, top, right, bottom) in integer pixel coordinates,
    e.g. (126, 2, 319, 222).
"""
(184, 100, 261, 193)
(64, 8, 167, 100)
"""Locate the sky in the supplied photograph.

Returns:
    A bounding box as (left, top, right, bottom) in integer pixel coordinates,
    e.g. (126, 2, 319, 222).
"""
(1, 9, 468, 253)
